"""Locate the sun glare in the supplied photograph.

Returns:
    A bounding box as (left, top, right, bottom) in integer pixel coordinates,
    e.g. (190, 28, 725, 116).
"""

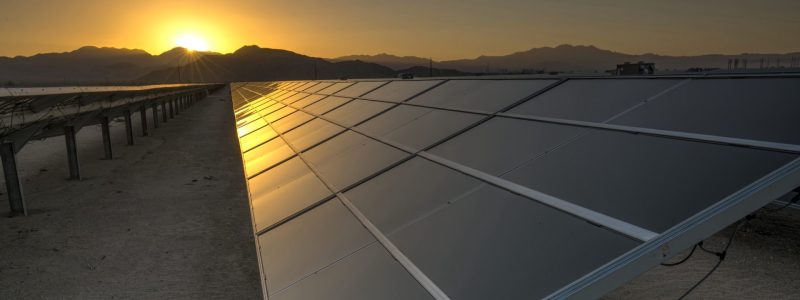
(175, 34, 210, 52)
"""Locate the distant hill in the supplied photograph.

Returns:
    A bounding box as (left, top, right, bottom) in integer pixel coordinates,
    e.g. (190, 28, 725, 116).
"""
(330, 44, 800, 74)
(136, 46, 397, 83)
(4, 44, 799, 86)
(0, 46, 215, 85)
(330, 53, 430, 70)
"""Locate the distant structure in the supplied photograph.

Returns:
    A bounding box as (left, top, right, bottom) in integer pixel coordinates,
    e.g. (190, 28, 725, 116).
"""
(615, 61, 655, 75)
(398, 72, 414, 79)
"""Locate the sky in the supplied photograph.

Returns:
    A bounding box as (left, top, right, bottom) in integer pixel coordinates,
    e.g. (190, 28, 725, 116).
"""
(1, 0, 799, 60)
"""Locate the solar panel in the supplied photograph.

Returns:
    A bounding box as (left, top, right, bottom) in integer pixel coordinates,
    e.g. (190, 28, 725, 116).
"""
(304, 96, 351, 115)
(408, 79, 557, 112)
(323, 99, 394, 127)
(507, 79, 682, 122)
(230, 76, 800, 299)
(356, 105, 483, 150)
(283, 118, 346, 152)
(609, 78, 800, 144)
(360, 80, 442, 102)
(333, 81, 387, 98)
(316, 82, 355, 96)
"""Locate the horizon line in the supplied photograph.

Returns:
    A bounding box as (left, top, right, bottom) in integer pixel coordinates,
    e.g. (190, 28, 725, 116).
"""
(3, 43, 800, 61)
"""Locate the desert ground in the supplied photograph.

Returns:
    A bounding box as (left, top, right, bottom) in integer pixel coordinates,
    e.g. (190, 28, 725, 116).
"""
(0, 88, 261, 299)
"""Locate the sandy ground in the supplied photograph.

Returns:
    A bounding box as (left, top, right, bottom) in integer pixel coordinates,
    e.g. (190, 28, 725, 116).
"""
(0, 88, 261, 299)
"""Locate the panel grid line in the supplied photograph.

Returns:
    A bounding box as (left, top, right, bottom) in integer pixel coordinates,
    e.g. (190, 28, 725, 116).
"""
(262, 80, 800, 154)
(252, 96, 453, 300)
(265, 86, 658, 242)
(234, 77, 800, 300)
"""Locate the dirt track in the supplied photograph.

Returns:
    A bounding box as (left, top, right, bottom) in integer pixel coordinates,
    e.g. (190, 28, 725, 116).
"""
(0, 88, 261, 299)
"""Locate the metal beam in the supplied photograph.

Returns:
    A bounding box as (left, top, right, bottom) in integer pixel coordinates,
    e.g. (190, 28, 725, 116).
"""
(124, 110, 134, 145)
(64, 125, 80, 180)
(100, 116, 112, 160)
(1, 141, 26, 216)
(0, 122, 49, 153)
(169, 99, 175, 118)
(548, 157, 800, 299)
(28, 94, 77, 113)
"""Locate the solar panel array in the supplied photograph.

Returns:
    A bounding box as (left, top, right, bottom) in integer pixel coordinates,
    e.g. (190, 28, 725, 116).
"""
(230, 76, 800, 299)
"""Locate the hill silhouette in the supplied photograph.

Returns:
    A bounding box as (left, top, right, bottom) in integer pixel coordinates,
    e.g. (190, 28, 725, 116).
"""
(330, 53, 431, 70)
(136, 46, 397, 83)
(4, 44, 799, 86)
(0, 46, 215, 85)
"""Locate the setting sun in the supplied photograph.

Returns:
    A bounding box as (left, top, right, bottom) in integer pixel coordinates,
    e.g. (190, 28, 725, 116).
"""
(175, 34, 209, 52)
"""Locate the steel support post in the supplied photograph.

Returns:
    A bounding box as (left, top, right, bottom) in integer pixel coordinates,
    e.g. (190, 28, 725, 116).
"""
(124, 110, 134, 145)
(64, 126, 81, 180)
(101, 117, 112, 160)
(139, 105, 148, 136)
(152, 103, 159, 128)
(162, 100, 168, 122)
(1, 141, 26, 216)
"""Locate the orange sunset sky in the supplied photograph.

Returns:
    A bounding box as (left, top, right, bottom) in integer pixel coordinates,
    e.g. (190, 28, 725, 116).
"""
(1, 0, 799, 60)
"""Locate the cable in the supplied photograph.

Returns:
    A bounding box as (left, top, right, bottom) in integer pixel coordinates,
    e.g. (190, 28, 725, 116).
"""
(677, 217, 751, 299)
(661, 244, 699, 267)
(677, 258, 724, 300)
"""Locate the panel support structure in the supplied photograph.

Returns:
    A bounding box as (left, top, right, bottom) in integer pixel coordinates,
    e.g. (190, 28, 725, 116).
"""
(124, 110, 134, 145)
(139, 105, 148, 136)
(100, 116, 112, 160)
(162, 100, 169, 123)
(152, 103, 160, 128)
(1, 141, 26, 216)
(64, 125, 80, 180)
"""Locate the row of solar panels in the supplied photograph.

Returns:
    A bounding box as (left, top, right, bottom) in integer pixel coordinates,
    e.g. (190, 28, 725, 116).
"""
(0, 84, 218, 141)
(230, 76, 800, 299)
(0, 84, 204, 97)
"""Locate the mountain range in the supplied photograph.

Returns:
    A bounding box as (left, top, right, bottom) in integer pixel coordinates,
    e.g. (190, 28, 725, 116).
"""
(0, 46, 216, 85)
(332, 44, 800, 73)
(136, 46, 397, 83)
(2, 44, 799, 86)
